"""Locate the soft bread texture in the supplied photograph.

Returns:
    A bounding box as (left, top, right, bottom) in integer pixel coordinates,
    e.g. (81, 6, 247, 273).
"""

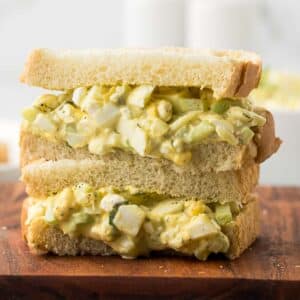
(20, 48, 261, 98)
(21, 196, 260, 259)
(20, 130, 256, 172)
(21, 158, 259, 204)
(223, 196, 260, 259)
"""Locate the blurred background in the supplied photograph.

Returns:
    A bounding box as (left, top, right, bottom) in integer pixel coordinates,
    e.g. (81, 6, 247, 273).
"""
(0, 0, 299, 185)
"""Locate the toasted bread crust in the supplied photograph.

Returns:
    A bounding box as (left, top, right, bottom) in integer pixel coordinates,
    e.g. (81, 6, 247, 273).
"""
(223, 196, 260, 259)
(21, 196, 259, 259)
(20, 48, 261, 98)
(253, 109, 282, 163)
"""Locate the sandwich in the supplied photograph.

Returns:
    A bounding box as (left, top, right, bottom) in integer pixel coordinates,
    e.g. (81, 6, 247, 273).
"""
(19, 48, 281, 260)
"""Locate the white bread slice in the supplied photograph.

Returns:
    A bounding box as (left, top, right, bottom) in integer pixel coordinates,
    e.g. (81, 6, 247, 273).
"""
(20, 129, 256, 172)
(20, 48, 261, 98)
(21, 195, 260, 259)
(19, 108, 281, 170)
(21, 158, 259, 204)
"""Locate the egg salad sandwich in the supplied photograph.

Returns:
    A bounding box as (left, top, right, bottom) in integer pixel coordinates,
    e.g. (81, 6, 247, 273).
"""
(20, 48, 280, 260)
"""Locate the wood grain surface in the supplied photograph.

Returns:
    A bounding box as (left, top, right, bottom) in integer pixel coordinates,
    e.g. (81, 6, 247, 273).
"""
(0, 182, 299, 299)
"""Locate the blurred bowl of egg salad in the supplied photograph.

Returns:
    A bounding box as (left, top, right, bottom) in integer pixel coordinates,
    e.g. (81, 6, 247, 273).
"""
(250, 70, 300, 185)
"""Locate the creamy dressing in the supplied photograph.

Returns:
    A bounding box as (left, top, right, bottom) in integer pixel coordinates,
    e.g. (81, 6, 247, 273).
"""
(22, 85, 265, 165)
(26, 183, 235, 260)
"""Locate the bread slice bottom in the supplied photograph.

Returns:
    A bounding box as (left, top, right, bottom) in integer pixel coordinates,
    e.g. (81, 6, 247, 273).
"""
(21, 196, 260, 260)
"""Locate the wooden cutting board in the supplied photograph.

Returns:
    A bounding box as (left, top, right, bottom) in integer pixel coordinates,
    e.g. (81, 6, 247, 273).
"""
(0, 183, 299, 299)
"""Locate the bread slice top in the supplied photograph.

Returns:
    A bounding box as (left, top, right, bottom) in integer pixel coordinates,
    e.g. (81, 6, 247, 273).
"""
(21, 158, 259, 203)
(20, 48, 261, 98)
(21, 195, 259, 259)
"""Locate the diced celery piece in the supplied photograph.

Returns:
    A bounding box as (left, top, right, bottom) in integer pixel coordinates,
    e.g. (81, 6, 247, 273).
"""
(226, 106, 250, 123)
(211, 99, 232, 114)
(239, 127, 254, 144)
(169, 98, 204, 114)
(227, 107, 266, 127)
(215, 204, 232, 225)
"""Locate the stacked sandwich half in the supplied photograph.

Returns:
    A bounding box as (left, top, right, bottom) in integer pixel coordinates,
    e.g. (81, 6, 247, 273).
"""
(20, 48, 280, 260)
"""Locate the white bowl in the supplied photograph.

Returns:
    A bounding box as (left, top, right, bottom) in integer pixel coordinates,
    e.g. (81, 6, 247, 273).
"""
(0, 121, 20, 182)
(260, 110, 300, 186)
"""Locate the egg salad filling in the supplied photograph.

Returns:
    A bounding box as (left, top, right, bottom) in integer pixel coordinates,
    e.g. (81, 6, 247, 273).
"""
(22, 85, 266, 165)
(26, 183, 240, 260)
